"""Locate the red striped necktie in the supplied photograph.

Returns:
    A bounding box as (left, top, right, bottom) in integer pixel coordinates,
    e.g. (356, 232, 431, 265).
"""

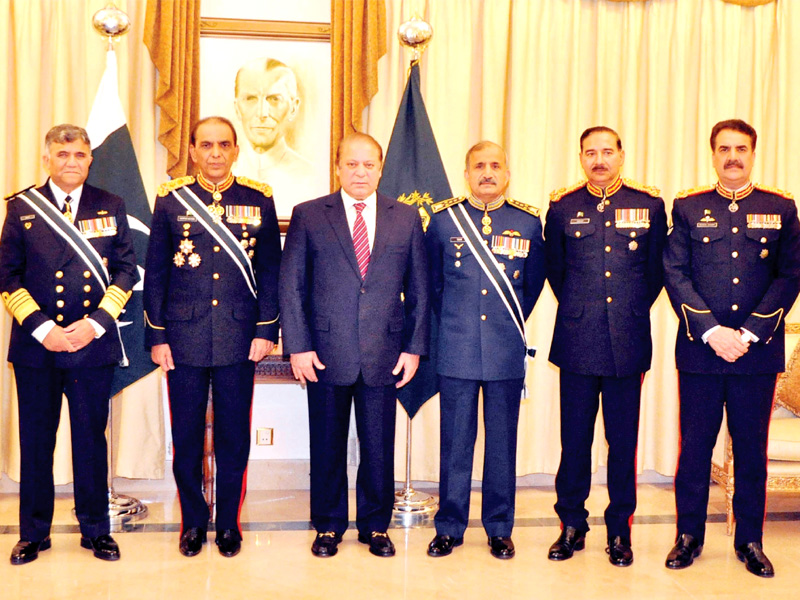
(352, 202, 370, 279)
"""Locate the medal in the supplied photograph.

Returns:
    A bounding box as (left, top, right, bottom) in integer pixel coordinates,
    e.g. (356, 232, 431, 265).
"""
(212, 191, 222, 202)
(729, 201, 739, 213)
(597, 201, 605, 213)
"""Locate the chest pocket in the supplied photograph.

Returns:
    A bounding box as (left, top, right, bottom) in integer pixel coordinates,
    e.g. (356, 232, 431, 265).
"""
(565, 222, 596, 259)
(170, 217, 203, 238)
(690, 226, 726, 263)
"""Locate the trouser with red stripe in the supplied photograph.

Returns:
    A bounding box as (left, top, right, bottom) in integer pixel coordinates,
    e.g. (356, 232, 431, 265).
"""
(675, 372, 775, 547)
(554, 371, 643, 539)
(167, 361, 255, 537)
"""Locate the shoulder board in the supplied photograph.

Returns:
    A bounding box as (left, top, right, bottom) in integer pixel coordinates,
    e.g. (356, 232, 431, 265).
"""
(506, 198, 540, 217)
(431, 196, 466, 214)
(754, 183, 794, 200)
(157, 175, 195, 197)
(4, 184, 35, 201)
(622, 178, 660, 198)
(236, 176, 274, 198)
(549, 181, 587, 203)
(675, 184, 715, 199)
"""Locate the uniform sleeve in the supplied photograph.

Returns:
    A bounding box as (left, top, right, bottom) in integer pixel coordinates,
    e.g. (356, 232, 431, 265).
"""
(0, 199, 51, 333)
(254, 195, 281, 342)
(143, 197, 172, 348)
(741, 200, 800, 343)
(401, 211, 430, 356)
(543, 201, 566, 301)
(646, 198, 668, 307)
(278, 205, 313, 354)
(425, 212, 445, 318)
(663, 200, 719, 341)
(523, 214, 546, 319)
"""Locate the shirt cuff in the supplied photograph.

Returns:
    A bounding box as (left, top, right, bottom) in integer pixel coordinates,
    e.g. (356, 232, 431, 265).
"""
(701, 325, 720, 344)
(31, 320, 56, 344)
(740, 328, 759, 344)
(86, 318, 106, 338)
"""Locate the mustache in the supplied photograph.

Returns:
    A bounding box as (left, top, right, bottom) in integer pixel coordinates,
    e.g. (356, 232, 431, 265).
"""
(725, 160, 744, 169)
(479, 177, 496, 185)
(592, 165, 609, 172)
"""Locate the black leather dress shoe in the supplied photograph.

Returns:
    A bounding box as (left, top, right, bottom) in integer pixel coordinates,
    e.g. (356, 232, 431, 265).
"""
(357, 531, 396, 557)
(606, 536, 634, 567)
(665, 533, 702, 569)
(488, 536, 515, 559)
(311, 531, 342, 557)
(80, 534, 120, 561)
(548, 526, 586, 561)
(427, 534, 463, 557)
(179, 527, 207, 557)
(216, 529, 241, 557)
(735, 542, 775, 578)
(10, 537, 51, 565)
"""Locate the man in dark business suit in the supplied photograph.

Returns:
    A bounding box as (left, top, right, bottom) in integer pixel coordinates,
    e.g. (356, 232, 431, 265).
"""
(279, 132, 429, 558)
(544, 127, 667, 567)
(1, 124, 137, 564)
(144, 117, 281, 558)
(664, 119, 800, 578)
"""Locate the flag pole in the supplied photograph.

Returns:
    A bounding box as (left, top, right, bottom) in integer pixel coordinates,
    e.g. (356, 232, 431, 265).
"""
(390, 16, 439, 525)
(91, 3, 147, 529)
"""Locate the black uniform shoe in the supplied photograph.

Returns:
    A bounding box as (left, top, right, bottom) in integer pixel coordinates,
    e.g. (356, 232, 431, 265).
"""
(488, 536, 515, 559)
(357, 531, 396, 557)
(80, 534, 121, 561)
(427, 534, 463, 557)
(215, 529, 241, 557)
(10, 537, 51, 565)
(548, 526, 586, 561)
(606, 536, 634, 567)
(179, 527, 207, 557)
(735, 542, 775, 578)
(665, 533, 702, 569)
(311, 531, 342, 557)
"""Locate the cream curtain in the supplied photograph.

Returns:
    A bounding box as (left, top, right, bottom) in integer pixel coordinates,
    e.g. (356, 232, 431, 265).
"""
(370, 0, 800, 480)
(0, 0, 165, 483)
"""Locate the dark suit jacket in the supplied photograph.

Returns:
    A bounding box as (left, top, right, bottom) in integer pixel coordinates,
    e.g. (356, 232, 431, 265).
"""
(664, 185, 800, 374)
(545, 182, 667, 377)
(0, 182, 138, 368)
(143, 178, 281, 367)
(279, 191, 429, 387)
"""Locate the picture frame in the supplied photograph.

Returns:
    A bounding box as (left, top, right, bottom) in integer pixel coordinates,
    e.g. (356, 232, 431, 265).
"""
(200, 18, 332, 227)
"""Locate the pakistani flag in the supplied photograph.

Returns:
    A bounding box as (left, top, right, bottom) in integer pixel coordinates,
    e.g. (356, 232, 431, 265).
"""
(378, 62, 452, 418)
(86, 49, 156, 396)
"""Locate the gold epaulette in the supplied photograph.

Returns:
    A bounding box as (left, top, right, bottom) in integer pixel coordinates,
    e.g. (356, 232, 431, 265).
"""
(549, 181, 587, 203)
(157, 176, 195, 197)
(236, 176, 274, 198)
(431, 196, 466, 214)
(675, 184, 715, 199)
(622, 178, 661, 198)
(754, 183, 794, 200)
(4, 185, 35, 201)
(506, 198, 541, 217)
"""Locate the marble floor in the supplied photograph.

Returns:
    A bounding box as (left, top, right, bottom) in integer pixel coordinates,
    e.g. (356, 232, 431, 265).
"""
(1, 483, 799, 599)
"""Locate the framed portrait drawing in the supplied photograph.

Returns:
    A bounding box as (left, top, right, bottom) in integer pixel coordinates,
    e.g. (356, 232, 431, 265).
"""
(200, 19, 332, 222)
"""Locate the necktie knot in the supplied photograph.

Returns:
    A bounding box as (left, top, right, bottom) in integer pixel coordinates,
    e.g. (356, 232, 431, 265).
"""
(62, 195, 73, 221)
(354, 202, 366, 215)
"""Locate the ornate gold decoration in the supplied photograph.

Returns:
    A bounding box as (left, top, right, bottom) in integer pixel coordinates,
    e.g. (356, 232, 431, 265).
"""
(157, 176, 195, 197)
(622, 178, 661, 198)
(549, 180, 586, 203)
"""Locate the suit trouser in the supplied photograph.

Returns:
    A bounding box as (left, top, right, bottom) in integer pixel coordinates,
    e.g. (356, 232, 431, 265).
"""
(554, 371, 642, 538)
(167, 361, 255, 537)
(435, 375, 523, 538)
(14, 364, 114, 542)
(676, 372, 775, 547)
(307, 375, 397, 536)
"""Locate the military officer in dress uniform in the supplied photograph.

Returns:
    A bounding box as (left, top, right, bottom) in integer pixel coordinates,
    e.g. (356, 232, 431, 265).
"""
(544, 127, 667, 567)
(144, 116, 281, 558)
(663, 119, 800, 578)
(425, 141, 546, 560)
(1, 124, 137, 564)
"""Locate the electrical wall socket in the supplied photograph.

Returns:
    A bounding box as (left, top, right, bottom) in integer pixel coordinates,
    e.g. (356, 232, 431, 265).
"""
(256, 427, 274, 446)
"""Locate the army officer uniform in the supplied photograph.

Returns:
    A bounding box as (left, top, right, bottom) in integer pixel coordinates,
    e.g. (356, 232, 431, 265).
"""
(663, 182, 800, 547)
(426, 195, 546, 540)
(0, 180, 137, 543)
(544, 177, 667, 541)
(144, 172, 281, 538)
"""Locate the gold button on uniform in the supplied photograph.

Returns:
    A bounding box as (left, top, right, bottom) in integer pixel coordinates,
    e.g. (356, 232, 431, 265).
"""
(575, 231, 581, 238)
(732, 304, 739, 311)
(481, 315, 487, 321)
(606, 296, 613, 303)
(760, 236, 767, 243)
(56, 300, 65, 308)
(213, 273, 220, 280)
(55, 271, 64, 279)
(212, 299, 218, 307)
(630, 231, 637, 238)
(56, 315, 64, 322)
(243, 232, 249, 238)
(604, 199, 610, 205)
(605, 271, 611, 278)
(703, 236, 710, 243)
(733, 277, 740, 284)
(605, 221, 611, 227)
(481, 289, 488, 295)
(55, 285, 64, 293)
(732, 227, 739, 234)
(454, 260, 461, 267)
(83, 271, 91, 279)
(732, 251, 739, 258)
(455, 252, 462, 258)
(83, 300, 91, 307)
(83, 285, 91, 292)
(214, 246, 220, 253)
(605, 245, 611, 253)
